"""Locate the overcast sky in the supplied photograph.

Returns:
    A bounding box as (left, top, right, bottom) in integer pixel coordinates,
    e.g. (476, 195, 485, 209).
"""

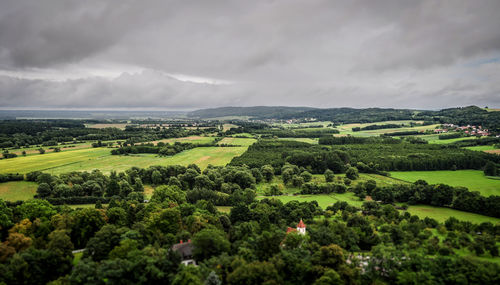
(1, 0, 499, 110)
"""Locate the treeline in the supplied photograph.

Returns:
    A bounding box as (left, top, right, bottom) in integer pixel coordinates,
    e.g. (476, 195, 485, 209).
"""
(352, 123, 403, 132)
(382, 130, 422, 136)
(0, 173, 24, 183)
(353, 180, 500, 218)
(439, 133, 462, 140)
(28, 164, 267, 206)
(0, 120, 215, 148)
(111, 142, 196, 156)
(319, 136, 400, 145)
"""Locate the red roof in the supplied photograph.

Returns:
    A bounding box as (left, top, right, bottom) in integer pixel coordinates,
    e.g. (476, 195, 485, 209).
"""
(286, 227, 296, 233)
(297, 219, 306, 228)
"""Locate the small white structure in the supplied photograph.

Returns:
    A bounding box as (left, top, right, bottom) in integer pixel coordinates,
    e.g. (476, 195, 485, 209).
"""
(297, 219, 306, 235)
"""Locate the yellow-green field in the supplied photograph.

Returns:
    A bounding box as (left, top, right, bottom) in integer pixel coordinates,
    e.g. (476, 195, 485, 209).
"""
(390, 170, 500, 196)
(258, 192, 364, 208)
(335, 121, 438, 137)
(0, 140, 254, 174)
(416, 134, 478, 144)
(403, 204, 500, 224)
(0, 181, 37, 201)
(259, 192, 499, 224)
(217, 137, 256, 146)
(277, 138, 318, 144)
(152, 136, 216, 144)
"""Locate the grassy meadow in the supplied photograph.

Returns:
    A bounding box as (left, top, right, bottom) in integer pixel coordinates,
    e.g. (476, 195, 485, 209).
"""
(335, 121, 439, 137)
(0, 138, 256, 175)
(403, 204, 500, 224)
(415, 134, 478, 144)
(0, 181, 37, 201)
(258, 192, 364, 208)
(390, 170, 500, 196)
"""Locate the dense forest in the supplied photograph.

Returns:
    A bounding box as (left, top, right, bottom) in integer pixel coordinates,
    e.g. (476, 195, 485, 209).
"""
(0, 162, 499, 283)
(231, 139, 500, 173)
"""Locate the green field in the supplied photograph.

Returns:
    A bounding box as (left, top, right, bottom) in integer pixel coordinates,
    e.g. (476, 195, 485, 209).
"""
(258, 192, 364, 208)
(153, 136, 216, 144)
(335, 121, 438, 137)
(465, 145, 498, 151)
(0, 143, 253, 175)
(0, 181, 37, 201)
(416, 134, 477, 144)
(390, 170, 500, 196)
(217, 137, 256, 146)
(258, 192, 499, 224)
(278, 138, 318, 144)
(404, 204, 500, 224)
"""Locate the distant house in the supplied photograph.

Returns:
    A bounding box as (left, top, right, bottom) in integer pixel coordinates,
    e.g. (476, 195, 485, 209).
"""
(286, 219, 307, 235)
(171, 240, 196, 266)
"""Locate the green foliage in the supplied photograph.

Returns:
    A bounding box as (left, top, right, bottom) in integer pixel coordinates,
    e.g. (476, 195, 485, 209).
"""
(192, 228, 230, 261)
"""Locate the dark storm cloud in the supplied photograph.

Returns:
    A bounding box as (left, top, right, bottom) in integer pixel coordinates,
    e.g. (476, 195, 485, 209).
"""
(0, 0, 499, 109)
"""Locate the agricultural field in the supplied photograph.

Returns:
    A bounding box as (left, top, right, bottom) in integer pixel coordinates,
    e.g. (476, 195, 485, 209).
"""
(222, 123, 238, 131)
(274, 121, 332, 128)
(259, 192, 500, 224)
(390, 170, 500, 196)
(151, 136, 216, 145)
(217, 137, 256, 146)
(277, 138, 318, 144)
(85, 123, 129, 129)
(403, 204, 500, 224)
(3, 140, 123, 157)
(416, 134, 478, 144)
(0, 148, 111, 174)
(465, 145, 500, 155)
(335, 120, 438, 136)
(0, 181, 37, 201)
(0, 140, 254, 174)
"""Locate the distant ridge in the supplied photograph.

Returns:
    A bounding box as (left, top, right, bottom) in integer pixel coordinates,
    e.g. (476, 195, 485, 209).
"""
(187, 106, 317, 119)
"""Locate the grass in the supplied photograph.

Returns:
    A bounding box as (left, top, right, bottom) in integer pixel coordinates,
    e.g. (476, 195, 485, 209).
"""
(218, 137, 256, 147)
(144, 185, 154, 199)
(216, 206, 232, 213)
(256, 174, 405, 196)
(73, 252, 84, 265)
(152, 136, 216, 145)
(335, 121, 437, 137)
(277, 138, 318, 144)
(258, 192, 364, 208)
(0, 148, 111, 174)
(416, 134, 477, 144)
(0, 142, 253, 174)
(403, 204, 500, 224)
(465, 145, 497, 151)
(0, 181, 37, 201)
(390, 170, 500, 196)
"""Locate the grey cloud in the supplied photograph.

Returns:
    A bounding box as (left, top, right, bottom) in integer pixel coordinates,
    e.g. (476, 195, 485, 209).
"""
(0, 0, 499, 109)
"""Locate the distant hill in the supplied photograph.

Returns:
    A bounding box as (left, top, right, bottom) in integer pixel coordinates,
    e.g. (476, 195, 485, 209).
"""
(188, 106, 419, 123)
(187, 106, 317, 119)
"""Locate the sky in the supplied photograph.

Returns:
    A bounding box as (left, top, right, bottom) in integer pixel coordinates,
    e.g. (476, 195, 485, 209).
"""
(0, 0, 500, 110)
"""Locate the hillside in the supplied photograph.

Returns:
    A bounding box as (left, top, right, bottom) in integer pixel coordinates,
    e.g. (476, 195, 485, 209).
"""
(187, 106, 317, 119)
